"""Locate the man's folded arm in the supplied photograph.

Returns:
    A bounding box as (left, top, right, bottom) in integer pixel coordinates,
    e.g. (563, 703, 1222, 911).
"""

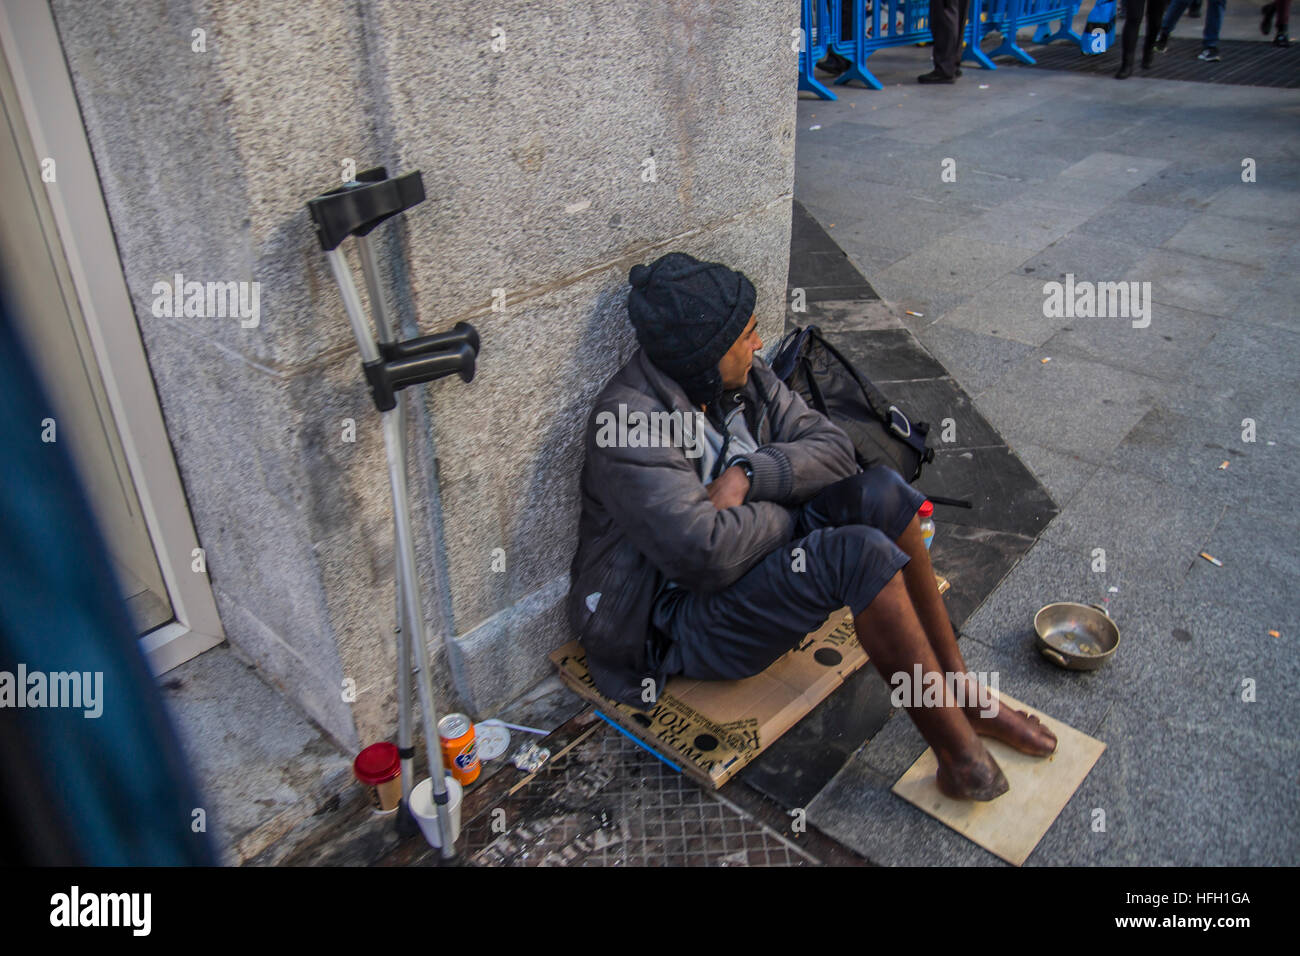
(743, 363, 860, 505)
(593, 427, 795, 593)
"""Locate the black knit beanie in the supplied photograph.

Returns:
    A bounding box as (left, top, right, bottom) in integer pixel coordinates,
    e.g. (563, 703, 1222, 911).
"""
(626, 252, 756, 409)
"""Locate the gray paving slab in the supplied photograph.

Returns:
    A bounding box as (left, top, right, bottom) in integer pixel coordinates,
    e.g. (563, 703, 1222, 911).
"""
(1101, 404, 1281, 508)
(1073, 199, 1198, 248)
(1163, 214, 1300, 267)
(1157, 378, 1300, 445)
(928, 130, 1081, 186)
(1124, 162, 1246, 210)
(1184, 317, 1300, 391)
(935, 272, 1065, 346)
(828, 198, 982, 267)
(1129, 248, 1271, 318)
(1205, 184, 1300, 226)
(790, 298, 905, 334)
(874, 235, 1037, 312)
(1012, 174, 1144, 213)
(974, 349, 1167, 461)
(1058, 151, 1171, 183)
(1007, 440, 1101, 509)
(1056, 578, 1293, 733)
(913, 321, 1037, 395)
(950, 197, 1097, 255)
(1037, 302, 1222, 382)
(1032, 688, 1300, 866)
(1037, 465, 1229, 588)
(1016, 232, 1153, 287)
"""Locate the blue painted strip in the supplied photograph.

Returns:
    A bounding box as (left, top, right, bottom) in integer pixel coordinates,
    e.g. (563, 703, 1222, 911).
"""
(593, 709, 683, 775)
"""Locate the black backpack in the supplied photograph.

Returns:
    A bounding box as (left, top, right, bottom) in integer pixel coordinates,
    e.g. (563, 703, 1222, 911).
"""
(772, 324, 935, 483)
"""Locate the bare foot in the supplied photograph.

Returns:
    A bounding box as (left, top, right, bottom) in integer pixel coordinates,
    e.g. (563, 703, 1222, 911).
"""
(966, 698, 1057, 756)
(935, 746, 1010, 801)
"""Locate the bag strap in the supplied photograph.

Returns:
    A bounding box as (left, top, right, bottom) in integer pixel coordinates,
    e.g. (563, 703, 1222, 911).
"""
(804, 327, 932, 461)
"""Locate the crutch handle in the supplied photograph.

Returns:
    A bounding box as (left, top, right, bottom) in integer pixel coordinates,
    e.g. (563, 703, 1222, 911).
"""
(378, 321, 480, 362)
(363, 340, 477, 411)
(307, 167, 426, 251)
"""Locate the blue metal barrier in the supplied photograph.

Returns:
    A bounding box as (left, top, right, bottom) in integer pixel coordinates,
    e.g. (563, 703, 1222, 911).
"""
(798, 0, 837, 99)
(977, 0, 1083, 64)
(800, 0, 992, 96)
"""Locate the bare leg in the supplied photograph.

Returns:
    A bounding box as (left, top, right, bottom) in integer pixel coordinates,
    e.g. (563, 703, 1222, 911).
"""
(854, 571, 1008, 801)
(895, 515, 1058, 757)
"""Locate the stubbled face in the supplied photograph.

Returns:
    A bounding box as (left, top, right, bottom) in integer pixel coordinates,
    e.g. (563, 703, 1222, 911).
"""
(717, 315, 762, 391)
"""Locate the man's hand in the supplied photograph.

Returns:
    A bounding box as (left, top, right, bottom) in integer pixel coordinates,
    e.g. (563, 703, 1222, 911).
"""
(705, 464, 751, 510)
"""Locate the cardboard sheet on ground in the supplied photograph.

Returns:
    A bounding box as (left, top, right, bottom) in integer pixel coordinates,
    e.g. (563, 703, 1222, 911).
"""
(891, 692, 1105, 866)
(551, 574, 949, 790)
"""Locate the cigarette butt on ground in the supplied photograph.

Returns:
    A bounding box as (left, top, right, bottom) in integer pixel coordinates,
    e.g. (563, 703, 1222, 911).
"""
(1218, 461, 1230, 470)
(1040, 357, 1052, 364)
(905, 310, 924, 317)
(1269, 630, 1281, 638)
(1199, 551, 1223, 567)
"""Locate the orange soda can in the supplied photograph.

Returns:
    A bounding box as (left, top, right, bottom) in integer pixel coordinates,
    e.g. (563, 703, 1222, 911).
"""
(438, 713, 480, 785)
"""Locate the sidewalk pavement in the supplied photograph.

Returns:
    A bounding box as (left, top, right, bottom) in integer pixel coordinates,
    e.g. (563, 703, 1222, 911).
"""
(796, 34, 1299, 864)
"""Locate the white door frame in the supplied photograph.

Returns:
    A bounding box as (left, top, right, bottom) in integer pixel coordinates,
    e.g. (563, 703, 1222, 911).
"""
(1, 1, 224, 673)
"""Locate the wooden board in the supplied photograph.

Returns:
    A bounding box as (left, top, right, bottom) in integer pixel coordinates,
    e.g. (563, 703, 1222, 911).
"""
(891, 692, 1105, 866)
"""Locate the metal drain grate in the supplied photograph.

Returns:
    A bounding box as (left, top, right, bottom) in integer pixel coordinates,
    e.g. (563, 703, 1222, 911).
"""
(459, 722, 820, 867)
(1022, 38, 1299, 88)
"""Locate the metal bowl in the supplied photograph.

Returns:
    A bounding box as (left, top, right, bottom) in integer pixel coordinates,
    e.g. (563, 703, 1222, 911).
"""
(1033, 602, 1120, 671)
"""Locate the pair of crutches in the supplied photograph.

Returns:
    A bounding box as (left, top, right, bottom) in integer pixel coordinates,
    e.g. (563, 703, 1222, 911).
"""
(307, 168, 479, 861)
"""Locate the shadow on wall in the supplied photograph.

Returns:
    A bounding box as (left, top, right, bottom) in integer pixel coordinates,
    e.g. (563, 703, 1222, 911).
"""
(501, 277, 641, 614)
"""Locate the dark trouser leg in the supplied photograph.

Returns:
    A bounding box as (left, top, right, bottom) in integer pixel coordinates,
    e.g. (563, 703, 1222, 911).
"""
(1122, 0, 1147, 62)
(797, 468, 965, 675)
(1145, 0, 1168, 55)
(956, 0, 970, 68)
(929, 0, 960, 77)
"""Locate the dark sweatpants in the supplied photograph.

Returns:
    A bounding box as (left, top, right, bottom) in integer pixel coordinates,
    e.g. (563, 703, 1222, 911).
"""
(1121, 0, 1168, 64)
(652, 466, 927, 682)
(929, 0, 972, 78)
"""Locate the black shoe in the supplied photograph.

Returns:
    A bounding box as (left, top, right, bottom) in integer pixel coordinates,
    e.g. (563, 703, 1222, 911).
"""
(816, 50, 852, 75)
(1115, 60, 1134, 78)
(1141, 49, 1154, 68)
(1275, 32, 1292, 47)
(917, 69, 956, 84)
(1153, 31, 1169, 52)
(1262, 2, 1276, 34)
(1197, 46, 1221, 61)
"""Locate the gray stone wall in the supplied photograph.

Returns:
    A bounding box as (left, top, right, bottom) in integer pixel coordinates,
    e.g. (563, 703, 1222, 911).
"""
(51, 0, 797, 752)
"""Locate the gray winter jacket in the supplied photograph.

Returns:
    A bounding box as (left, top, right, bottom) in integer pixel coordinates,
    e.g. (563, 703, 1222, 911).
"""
(566, 346, 859, 707)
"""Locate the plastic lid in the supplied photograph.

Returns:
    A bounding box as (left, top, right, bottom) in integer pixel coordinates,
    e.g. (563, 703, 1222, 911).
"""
(919, 500, 934, 517)
(354, 742, 401, 784)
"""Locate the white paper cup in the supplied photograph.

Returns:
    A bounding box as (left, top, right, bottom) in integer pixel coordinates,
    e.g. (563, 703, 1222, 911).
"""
(409, 775, 463, 848)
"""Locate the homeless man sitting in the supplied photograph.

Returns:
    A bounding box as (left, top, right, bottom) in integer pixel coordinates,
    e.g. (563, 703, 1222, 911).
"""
(567, 251, 1056, 801)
